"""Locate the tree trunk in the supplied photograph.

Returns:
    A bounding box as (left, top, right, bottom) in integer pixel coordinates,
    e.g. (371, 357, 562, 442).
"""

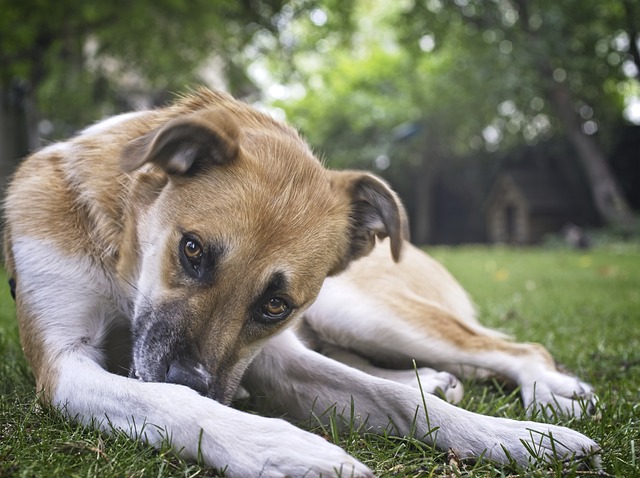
(411, 154, 438, 244)
(514, 0, 636, 230)
(0, 84, 33, 195)
(548, 78, 636, 230)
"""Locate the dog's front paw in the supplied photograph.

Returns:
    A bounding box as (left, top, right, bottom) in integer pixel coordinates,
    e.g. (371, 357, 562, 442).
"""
(203, 415, 374, 478)
(520, 369, 597, 418)
(503, 420, 600, 467)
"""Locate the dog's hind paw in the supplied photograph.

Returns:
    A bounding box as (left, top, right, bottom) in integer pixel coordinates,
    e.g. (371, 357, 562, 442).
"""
(521, 370, 598, 419)
(416, 370, 464, 404)
(370, 367, 464, 404)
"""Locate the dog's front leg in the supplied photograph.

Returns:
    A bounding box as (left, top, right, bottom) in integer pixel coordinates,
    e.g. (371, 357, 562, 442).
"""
(51, 351, 373, 477)
(244, 330, 600, 469)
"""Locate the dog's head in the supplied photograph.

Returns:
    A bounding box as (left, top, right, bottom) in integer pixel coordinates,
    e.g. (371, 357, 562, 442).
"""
(121, 96, 407, 404)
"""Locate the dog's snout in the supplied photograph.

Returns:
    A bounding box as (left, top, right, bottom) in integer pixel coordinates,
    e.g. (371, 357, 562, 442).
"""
(166, 359, 210, 396)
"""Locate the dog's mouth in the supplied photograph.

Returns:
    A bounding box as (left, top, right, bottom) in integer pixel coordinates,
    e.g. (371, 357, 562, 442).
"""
(165, 358, 212, 396)
(130, 358, 240, 405)
(130, 361, 210, 396)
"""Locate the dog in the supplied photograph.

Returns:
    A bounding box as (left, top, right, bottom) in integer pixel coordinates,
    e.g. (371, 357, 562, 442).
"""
(3, 88, 598, 477)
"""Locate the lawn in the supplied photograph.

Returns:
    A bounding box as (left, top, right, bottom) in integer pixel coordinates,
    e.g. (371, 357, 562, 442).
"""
(1, 244, 639, 477)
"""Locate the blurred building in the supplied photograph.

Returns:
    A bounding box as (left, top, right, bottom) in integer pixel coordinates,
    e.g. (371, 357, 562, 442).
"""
(484, 170, 592, 244)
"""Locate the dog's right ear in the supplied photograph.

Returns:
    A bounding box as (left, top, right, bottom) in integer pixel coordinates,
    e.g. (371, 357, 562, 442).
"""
(121, 109, 240, 175)
(329, 170, 409, 274)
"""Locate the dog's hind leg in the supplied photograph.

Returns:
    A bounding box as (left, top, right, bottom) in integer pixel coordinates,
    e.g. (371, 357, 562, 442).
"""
(304, 240, 597, 418)
(319, 343, 464, 404)
(244, 329, 600, 468)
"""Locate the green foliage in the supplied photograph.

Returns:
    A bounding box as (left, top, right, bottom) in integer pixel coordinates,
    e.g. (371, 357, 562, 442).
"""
(398, 0, 638, 148)
(0, 0, 291, 135)
(264, 0, 638, 167)
(2, 246, 639, 476)
(251, 0, 640, 235)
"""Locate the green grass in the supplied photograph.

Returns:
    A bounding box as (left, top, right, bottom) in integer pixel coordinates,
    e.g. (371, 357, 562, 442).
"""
(1, 245, 639, 477)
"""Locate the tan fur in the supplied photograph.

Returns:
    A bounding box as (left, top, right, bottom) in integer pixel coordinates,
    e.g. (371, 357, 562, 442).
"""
(324, 240, 557, 380)
(2, 89, 599, 474)
(347, 241, 554, 364)
(4, 89, 327, 268)
(3, 88, 404, 403)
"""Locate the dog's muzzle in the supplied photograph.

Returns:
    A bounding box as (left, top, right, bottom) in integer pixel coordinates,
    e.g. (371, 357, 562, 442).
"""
(131, 350, 238, 403)
(132, 355, 224, 400)
(131, 307, 237, 403)
(165, 357, 211, 396)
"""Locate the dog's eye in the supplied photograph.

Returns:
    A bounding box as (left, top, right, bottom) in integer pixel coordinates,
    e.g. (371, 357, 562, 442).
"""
(179, 235, 205, 278)
(259, 297, 291, 321)
(184, 239, 203, 261)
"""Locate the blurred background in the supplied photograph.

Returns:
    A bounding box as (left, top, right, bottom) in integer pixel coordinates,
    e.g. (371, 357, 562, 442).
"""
(1, 0, 638, 246)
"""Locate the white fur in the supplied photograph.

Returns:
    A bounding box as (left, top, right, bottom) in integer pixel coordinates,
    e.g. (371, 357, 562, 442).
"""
(54, 353, 370, 478)
(12, 237, 128, 365)
(307, 277, 423, 355)
(14, 238, 372, 477)
(36, 141, 74, 158)
(320, 344, 465, 404)
(12, 235, 599, 475)
(11, 236, 599, 475)
(244, 330, 599, 467)
(307, 275, 488, 364)
(307, 274, 596, 418)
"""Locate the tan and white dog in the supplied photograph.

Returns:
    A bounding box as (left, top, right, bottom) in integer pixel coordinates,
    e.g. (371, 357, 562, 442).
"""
(3, 89, 598, 477)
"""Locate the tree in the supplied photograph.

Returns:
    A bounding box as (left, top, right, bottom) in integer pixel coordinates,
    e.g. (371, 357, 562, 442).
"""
(401, 0, 638, 229)
(0, 0, 290, 181)
(258, 0, 639, 235)
(252, 1, 508, 242)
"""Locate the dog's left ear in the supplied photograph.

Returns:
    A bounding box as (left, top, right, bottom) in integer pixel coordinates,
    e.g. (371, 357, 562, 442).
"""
(121, 109, 239, 174)
(331, 171, 408, 267)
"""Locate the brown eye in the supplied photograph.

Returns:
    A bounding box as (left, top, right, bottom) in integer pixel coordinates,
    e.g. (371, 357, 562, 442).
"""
(184, 239, 202, 260)
(260, 297, 290, 321)
(179, 235, 206, 279)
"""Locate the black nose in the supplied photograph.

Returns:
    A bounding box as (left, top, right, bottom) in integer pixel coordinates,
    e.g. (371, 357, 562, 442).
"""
(166, 359, 210, 396)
